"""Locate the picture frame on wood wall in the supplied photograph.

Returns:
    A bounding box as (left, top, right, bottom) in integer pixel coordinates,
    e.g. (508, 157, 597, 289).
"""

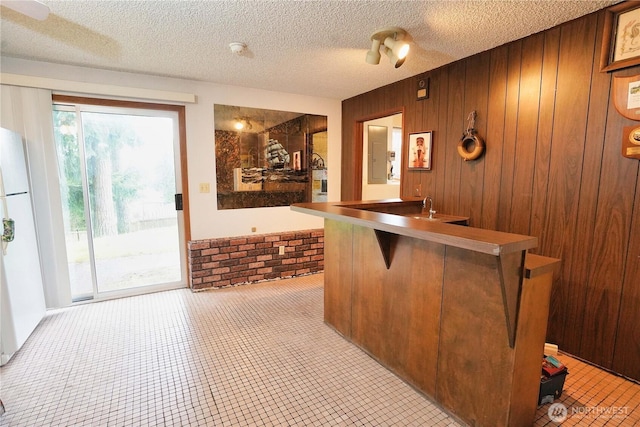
(293, 150, 302, 170)
(600, 1, 640, 72)
(407, 131, 432, 170)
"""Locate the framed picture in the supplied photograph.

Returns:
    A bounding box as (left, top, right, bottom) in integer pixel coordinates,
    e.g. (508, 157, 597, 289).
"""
(407, 131, 432, 170)
(600, 2, 640, 72)
(293, 150, 302, 171)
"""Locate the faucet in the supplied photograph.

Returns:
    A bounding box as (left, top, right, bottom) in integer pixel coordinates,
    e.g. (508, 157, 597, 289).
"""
(423, 196, 436, 219)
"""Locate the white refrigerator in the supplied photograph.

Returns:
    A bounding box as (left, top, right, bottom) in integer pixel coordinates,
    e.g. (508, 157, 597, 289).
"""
(0, 127, 46, 366)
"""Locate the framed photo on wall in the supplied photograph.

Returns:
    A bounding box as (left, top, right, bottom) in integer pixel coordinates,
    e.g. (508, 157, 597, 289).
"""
(600, 2, 640, 72)
(407, 131, 432, 170)
(293, 150, 302, 171)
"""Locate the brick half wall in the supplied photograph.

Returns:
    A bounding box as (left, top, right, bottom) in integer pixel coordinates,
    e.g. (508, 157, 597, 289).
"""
(188, 229, 324, 290)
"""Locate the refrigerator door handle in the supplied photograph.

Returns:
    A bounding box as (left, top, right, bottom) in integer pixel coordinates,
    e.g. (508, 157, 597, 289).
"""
(2, 218, 15, 243)
(0, 165, 11, 254)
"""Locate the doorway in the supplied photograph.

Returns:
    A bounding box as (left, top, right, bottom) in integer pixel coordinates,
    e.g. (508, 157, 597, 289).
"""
(52, 98, 188, 301)
(361, 113, 403, 200)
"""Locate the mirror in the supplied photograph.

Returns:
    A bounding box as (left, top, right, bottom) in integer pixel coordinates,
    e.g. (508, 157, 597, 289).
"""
(214, 104, 327, 209)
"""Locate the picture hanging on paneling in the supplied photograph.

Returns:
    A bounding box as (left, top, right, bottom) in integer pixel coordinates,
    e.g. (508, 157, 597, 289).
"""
(601, 1, 640, 72)
(407, 131, 432, 170)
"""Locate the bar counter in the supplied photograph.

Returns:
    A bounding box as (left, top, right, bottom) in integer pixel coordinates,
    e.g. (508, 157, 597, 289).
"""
(292, 199, 560, 427)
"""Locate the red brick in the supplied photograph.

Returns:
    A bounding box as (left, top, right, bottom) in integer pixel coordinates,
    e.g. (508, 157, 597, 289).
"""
(230, 264, 248, 273)
(191, 256, 211, 265)
(210, 238, 229, 247)
(192, 270, 212, 278)
(189, 242, 210, 250)
(188, 229, 324, 289)
(230, 251, 248, 259)
(220, 259, 239, 267)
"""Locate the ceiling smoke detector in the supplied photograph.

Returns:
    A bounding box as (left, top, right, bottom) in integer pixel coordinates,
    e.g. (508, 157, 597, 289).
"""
(229, 42, 246, 55)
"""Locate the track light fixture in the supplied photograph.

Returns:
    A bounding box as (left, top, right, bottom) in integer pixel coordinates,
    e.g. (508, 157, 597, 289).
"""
(366, 26, 410, 68)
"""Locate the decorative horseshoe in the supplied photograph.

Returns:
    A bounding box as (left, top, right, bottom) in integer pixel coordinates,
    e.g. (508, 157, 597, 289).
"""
(457, 134, 485, 161)
(457, 110, 485, 161)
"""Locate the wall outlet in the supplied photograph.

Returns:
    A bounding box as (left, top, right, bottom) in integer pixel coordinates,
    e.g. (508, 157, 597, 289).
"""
(199, 182, 210, 193)
(251, 227, 257, 232)
(414, 183, 422, 197)
(278, 245, 285, 255)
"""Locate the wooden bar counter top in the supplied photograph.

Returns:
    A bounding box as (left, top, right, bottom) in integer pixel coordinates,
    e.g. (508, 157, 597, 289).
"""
(292, 199, 560, 427)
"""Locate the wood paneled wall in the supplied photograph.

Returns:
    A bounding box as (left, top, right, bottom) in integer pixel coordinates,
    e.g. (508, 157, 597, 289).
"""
(341, 9, 640, 381)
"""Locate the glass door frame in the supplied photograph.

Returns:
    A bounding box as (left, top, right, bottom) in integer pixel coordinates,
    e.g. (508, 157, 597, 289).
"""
(52, 95, 191, 301)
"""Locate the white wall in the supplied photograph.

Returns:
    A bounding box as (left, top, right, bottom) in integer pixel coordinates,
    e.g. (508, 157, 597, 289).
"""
(0, 57, 342, 240)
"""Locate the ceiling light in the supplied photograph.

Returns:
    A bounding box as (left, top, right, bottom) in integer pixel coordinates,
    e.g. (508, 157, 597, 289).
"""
(234, 117, 252, 130)
(384, 37, 410, 68)
(2, 0, 50, 20)
(365, 39, 381, 65)
(366, 26, 410, 68)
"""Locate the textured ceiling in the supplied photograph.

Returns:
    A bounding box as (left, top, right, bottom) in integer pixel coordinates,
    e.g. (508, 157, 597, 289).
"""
(0, 0, 620, 100)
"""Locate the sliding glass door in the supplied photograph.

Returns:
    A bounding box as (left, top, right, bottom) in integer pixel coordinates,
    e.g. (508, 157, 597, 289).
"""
(53, 103, 185, 301)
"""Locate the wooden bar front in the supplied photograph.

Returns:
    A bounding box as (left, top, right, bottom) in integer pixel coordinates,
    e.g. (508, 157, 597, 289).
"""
(295, 201, 559, 427)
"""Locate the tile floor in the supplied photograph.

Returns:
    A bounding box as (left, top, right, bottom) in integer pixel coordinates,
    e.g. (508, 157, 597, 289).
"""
(0, 273, 638, 426)
(533, 354, 640, 426)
